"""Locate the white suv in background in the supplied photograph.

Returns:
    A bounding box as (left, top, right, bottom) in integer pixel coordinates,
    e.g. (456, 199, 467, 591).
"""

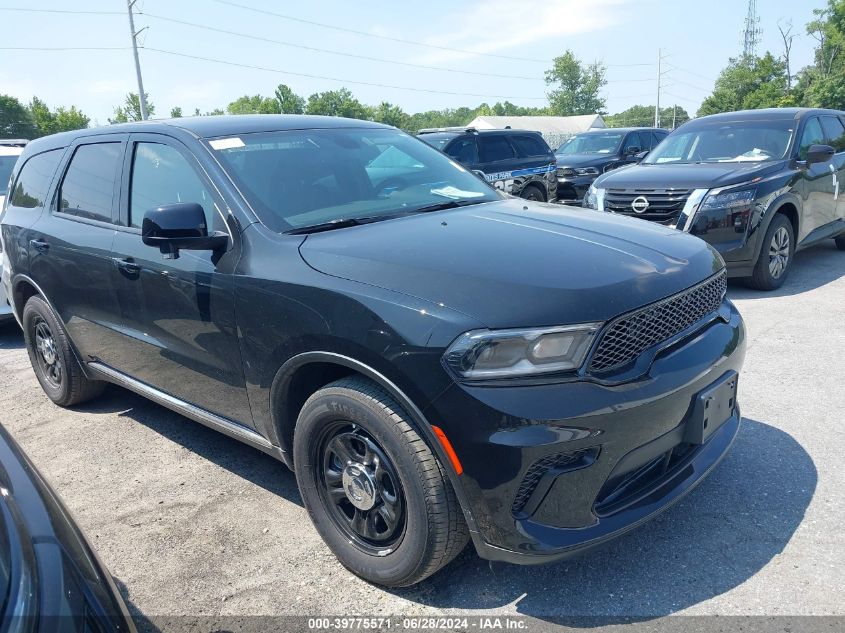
(0, 139, 27, 324)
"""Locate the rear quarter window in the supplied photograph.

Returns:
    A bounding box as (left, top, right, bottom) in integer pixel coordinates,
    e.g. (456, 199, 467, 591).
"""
(8, 149, 64, 210)
(511, 135, 551, 157)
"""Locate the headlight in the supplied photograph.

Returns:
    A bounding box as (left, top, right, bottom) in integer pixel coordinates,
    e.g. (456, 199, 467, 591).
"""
(583, 184, 605, 210)
(574, 167, 599, 176)
(444, 324, 601, 380)
(700, 188, 756, 211)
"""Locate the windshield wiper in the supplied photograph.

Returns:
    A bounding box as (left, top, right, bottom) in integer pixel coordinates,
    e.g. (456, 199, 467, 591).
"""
(286, 217, 372, 234)
(411, 199, 487, 214)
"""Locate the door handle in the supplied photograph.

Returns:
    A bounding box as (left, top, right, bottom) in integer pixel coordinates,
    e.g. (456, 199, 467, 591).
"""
(29, 239, 49, 253)
(112, 257, 141, 274)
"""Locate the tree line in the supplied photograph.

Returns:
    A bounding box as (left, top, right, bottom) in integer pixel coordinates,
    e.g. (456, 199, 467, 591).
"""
(2, 1, 844, 140)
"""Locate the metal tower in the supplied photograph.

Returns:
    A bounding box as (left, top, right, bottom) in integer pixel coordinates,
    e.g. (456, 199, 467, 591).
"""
(742, 0, 762, 59)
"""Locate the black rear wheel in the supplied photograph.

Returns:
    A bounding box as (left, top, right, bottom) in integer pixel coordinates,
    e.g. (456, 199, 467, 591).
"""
(22, 296, 105, 406)
(293, 376, 468, 587)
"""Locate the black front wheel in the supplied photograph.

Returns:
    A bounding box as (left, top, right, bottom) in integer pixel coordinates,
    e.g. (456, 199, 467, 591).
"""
(519, 185, 546, 202)
(746, 214, 794, 291)
(22, 296, 105, 406)
(293, 377, 468, 587)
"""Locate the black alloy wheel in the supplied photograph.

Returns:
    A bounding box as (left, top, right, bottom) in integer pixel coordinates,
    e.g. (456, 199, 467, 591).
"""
(317, 423, 405, 552)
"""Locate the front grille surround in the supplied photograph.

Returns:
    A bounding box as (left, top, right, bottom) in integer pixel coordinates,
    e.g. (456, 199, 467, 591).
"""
(604, 188, 691, 224)
(589, 269, 728, 374)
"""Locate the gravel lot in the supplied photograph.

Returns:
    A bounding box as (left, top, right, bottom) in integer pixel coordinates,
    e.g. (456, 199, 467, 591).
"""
(1, 242, 843, 630)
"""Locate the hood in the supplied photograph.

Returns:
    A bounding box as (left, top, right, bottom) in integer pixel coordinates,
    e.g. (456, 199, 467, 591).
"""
(594, 160, 787, 190)
(299, 199, 724, 329)
(554, 153, 616, 168)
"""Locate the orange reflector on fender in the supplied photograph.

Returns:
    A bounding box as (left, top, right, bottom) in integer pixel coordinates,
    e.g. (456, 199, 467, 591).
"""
(431, 425, 463, 475)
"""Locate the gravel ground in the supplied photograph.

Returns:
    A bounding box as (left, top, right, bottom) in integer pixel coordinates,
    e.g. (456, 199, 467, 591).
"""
(1, 242, 843, 629)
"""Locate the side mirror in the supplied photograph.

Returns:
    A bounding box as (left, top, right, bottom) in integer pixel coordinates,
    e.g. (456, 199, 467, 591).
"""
(624, 146, 641, 156)
(805, 144, 835, 166)
(141, 202, 227, 259)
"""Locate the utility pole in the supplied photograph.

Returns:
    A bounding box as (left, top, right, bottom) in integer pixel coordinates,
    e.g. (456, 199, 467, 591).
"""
(126, 0, 149, 120)
(655, 49, 669, 128)
(742, 0, 762, 59)
(672, 104, 677, 130)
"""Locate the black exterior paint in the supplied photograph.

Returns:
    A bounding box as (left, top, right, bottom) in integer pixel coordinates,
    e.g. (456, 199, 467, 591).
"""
(590, 109, 845, 277)
(0, 424, 136, 631)
(1, 116, 745, 564)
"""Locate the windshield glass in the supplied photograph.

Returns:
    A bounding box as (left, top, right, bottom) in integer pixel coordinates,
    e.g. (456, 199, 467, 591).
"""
(211, 128, 497, 232)
(645, 119, 795, 164)
(0, 155, 18, 196)
(556, 132, 624, 155)
(417, 133, 457, 151)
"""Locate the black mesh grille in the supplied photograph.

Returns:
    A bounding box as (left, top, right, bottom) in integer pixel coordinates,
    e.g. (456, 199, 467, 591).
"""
(589, 269, 727, 373)
(512, 450, 588, 514)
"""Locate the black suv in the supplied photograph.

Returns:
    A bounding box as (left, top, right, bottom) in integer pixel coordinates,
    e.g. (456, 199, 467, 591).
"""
(555, 127, 668, 203)
(418, 127, 557, 202)
(2, 116, 744, 587)
(585, 108, 845, 289)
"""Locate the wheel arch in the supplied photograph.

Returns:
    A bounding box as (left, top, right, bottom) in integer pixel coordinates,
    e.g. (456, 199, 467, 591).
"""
(268, 351, 480, 534)
(11, 274, 48, 324)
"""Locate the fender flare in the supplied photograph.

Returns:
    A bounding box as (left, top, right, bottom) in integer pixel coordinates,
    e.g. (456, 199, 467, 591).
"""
(269, 351, 480, 535)
(748, 192, 802, 263)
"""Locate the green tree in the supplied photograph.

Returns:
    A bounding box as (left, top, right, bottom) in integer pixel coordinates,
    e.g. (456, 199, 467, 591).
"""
(305, 88, 372, 119)
(170, 106, 183, 118)
(793, 0, 845, 109)
(227, 94, 280, 115)
(606, 104, 689, 128)
(372, 102, 409, 129)
(545, 50, 607, 115)
(0, 94, 37, 138)
(109, 93, 154, 123)
(274, 84, 305, 114)
(51, 106, 90, 134)
(698, 53, 791, 116)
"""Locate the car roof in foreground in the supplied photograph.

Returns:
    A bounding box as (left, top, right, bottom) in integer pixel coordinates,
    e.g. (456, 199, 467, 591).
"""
(20, 115, 392, 155)
(692, 108, 845, 125)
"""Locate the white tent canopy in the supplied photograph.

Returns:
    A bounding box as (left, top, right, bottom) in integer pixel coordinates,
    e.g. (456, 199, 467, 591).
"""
(466, 114, 606, 136)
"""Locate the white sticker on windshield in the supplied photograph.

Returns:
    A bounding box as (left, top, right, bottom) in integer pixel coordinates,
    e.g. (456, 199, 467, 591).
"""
(431, 186, 485, 199)
(209, 137, 245, 150)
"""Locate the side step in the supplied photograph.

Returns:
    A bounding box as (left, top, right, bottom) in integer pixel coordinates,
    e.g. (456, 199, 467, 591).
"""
(87, 361, 280, 457)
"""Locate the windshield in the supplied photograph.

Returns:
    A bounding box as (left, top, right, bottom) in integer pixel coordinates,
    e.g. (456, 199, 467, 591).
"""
(556, 132, 624, 155)
(645, 119, 795, 164)
(0, 156, 18, 196)
(417, 133, 457, 151)
(211, 128, 497, 232)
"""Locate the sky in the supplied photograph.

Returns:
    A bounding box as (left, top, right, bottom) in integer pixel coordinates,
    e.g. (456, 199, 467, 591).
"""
(0, 0, 825, 125)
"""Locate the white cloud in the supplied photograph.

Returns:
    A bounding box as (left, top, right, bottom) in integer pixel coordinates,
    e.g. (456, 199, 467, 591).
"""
(410, 0, 629, 65)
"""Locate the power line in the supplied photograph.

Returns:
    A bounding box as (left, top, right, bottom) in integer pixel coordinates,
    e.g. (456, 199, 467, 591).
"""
(141, 47, 550, 100)
(211, 0, 552, 63)
(138, 12, 542, 81)
(0, 46, 130, 50)
(667, 64, 717, 83)
(0, 7, 122, 14)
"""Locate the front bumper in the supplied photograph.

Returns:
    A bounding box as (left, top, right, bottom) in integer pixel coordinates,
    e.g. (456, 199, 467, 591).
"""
(425, 301, 745, 563)
(0, 262, 14, 322)
(556, 174, 596, 203)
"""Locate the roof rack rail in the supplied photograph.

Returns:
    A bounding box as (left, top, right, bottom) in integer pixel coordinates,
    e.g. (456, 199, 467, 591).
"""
(418, 126, 478, 135)
(0, 139, 29, 146)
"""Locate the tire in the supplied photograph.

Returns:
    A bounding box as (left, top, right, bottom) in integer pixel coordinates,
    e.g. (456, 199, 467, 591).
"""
(293, 376, 468, 587)
(835, 233, 845, 251)
(22, 296, 106, 407)
(746, 213, 794, 291)
(520, 184, 546, 202)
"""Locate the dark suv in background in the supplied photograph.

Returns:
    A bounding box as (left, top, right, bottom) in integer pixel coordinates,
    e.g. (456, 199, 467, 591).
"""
(585, 108, 845, 289)
(418, 127, 557, 202)
(555, 127, 668, 203)
(2, 115, 744, 587)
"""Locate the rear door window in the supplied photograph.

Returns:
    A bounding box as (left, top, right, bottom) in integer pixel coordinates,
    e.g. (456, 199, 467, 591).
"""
(58, 143, 122, 223)
(511, 135, 549, 157)
(478, 135, 516, 163)
(7, 149, 63, 210)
